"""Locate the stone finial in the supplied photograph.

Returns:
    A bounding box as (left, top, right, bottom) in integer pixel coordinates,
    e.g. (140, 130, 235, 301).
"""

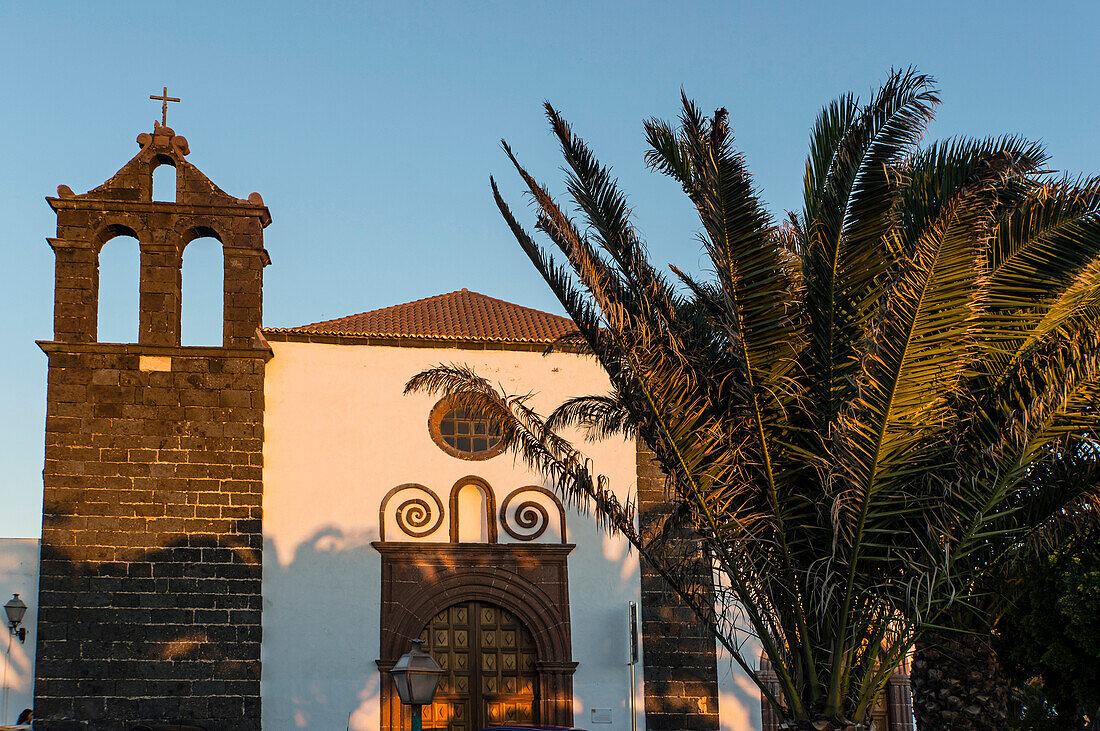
(137, 126, 188, 156)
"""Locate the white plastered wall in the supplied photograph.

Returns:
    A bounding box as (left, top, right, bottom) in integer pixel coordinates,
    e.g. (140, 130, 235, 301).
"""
(261, 340, 646, 731)
(0, 538, 39, 727)
(717, 638, 764, 731)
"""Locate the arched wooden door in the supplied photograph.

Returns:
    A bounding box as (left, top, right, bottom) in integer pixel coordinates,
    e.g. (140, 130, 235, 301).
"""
(418, 601, 540, 731)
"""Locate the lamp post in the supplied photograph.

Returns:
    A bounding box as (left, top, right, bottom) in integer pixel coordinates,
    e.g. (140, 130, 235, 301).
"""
(391, 639, 443, 731)
(3, 594, 28, 725)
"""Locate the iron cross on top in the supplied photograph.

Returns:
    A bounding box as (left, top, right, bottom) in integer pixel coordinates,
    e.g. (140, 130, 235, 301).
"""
(150, 87, 180, 127)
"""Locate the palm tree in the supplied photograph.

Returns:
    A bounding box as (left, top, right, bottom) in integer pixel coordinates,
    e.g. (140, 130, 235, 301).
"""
(407, 70, 1100, 730)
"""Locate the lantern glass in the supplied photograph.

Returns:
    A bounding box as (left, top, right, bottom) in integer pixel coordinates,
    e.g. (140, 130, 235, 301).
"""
(391, 639, 443, 706)
(4, 594, 27, 627)
(391, 667, 413, 704)
(408, 667, 441, 706)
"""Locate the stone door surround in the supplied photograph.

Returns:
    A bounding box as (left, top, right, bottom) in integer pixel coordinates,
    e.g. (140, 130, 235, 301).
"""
(373, 542, 577, 730)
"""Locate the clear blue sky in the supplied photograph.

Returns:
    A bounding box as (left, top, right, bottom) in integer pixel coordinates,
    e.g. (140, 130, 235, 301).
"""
(2, 1, 1099, 537)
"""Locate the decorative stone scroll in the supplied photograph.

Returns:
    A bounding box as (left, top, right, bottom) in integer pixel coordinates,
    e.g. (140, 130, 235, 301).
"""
(379, 484, 445, 541)
(499, 486, 567, 543)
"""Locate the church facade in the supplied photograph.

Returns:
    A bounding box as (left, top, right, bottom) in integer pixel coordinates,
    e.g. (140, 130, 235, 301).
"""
(259, 291, 667, 730)
(28, 123, 758, 731)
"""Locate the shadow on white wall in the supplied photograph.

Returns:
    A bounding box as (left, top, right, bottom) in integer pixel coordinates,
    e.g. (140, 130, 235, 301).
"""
(262, 526, 383, 731)
(716, 639, 764, 731)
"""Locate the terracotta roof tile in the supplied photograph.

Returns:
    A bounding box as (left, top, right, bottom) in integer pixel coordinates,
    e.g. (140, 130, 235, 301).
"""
(265, 289, 576, 343)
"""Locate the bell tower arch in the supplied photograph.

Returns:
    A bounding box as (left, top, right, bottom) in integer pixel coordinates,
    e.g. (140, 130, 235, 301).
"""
(36, 119, 272, 731)
(48, 122, 270, 348)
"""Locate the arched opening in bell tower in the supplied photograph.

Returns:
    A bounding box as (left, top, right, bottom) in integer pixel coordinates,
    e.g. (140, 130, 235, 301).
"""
(151, 160, 176, 202)
(181, 233, 224, 346)
(96, 229, 140, 344)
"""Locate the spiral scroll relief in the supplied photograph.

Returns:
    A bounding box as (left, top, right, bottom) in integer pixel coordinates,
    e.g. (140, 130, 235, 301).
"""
(499, 486, 567, 543)
(379, 484, 445, 541)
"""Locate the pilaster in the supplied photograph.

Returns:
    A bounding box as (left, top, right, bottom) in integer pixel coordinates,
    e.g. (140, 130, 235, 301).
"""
(223, 247, 266, 347)
(138, 243, 182, 346)
(48, 239, 98, 343)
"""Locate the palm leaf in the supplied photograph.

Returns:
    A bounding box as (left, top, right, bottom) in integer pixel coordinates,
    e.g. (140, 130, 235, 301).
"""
(977, 177, 1100, 378)
(799, 69, 940, 428)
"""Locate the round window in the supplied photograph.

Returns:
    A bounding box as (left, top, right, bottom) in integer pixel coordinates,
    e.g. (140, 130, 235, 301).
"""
(429, 397, 507, 461)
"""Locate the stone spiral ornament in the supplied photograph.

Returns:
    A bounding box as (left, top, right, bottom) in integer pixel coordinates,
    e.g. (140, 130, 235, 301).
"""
(500, 486, 567, 543)
(509, 499, 550, 540)
(379, 484, 444, 541)
(396, 497, 436, 537)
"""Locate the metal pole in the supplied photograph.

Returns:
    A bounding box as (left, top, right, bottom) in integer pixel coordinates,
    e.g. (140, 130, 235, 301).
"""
(629, 663, 637, 731)
(2, 631, 11, 726)
(628, 601, 638, 731)
(412, 703, 422, 731)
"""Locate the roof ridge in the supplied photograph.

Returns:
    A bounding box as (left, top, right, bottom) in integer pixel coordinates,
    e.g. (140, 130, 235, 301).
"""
(264, 289, 575, 343)
(288, 289, 472, 331)
(280, 289, 569, 332)
(459, 289, 571, 322)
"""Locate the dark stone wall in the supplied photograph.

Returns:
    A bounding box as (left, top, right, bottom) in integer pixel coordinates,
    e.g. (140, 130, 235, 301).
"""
(636, 445, 720, 731)
(35, 343, 268, 731)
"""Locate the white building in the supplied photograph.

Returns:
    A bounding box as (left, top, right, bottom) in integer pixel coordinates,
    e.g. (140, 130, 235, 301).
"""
(260, 289, 655, 731)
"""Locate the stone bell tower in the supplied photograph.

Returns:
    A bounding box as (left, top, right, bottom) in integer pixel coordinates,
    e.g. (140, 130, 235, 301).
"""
(36, 110, 271, 730)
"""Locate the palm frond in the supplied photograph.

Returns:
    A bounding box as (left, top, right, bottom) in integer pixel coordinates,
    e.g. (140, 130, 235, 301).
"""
(647, 95, 800, 383)
(404, 364, 788, 706)
(838, 136, 1045, 506)
(545, 394, 636, 440)
(825, 136, 1043, 710)
(976, 177, 1100, 378)
(405, 364, 637, 535)
(799, 69, 940, 427)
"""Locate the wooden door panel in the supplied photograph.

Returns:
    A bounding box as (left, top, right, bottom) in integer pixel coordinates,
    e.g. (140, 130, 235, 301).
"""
(420, 600, 540, 731)
(485, 696, 536, 726)
(424, 697, 470, 731)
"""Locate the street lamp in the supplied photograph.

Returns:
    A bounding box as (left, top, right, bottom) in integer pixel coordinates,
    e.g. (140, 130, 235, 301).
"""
(4, 595, 26, 645)
(3, 594, 28, 725)
(391, 639, 442, 731)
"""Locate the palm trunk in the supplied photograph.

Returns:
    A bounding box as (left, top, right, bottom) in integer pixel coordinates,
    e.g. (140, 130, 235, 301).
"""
(911, 629, 1010, 731)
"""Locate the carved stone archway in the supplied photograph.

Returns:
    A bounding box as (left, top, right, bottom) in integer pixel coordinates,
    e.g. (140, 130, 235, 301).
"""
(373, 542, 576, 730)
